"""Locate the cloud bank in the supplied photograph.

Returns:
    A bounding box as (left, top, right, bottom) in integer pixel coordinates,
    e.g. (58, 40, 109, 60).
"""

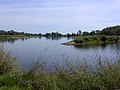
(0, 0, 120, 33)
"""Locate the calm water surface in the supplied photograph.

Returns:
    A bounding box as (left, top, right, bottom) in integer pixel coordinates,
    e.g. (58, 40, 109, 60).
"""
(3, 37, 120, 71)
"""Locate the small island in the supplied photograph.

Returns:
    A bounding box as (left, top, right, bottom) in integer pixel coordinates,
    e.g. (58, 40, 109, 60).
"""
(63, 25, 120, 47)
(63, 36, 120, 46)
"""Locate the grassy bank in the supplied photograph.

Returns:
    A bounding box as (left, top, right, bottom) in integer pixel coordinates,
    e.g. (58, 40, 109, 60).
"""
(1, 46, 120, 90)
(0, 35, 28, 41)
(63, 36, 120, 47)
(0, 35, 41, 43)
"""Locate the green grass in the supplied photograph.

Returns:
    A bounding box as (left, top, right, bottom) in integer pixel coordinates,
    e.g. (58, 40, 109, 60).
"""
(1, 45, 120, 90)
(73, 36, 120, 46)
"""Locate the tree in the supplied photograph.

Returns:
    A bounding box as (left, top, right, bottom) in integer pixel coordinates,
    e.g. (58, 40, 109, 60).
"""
(0, 30, 5, 35)
(66, 33, 71, 37)
(96, 30, 101, 35)
(90, 31, 96, 35)
(72, 32, 77, 36)
(101, 36, 106, 42)
(83, 31, 89, 36)
(45, 33, 51, 36)
(101, 25, 120, 35)
(77, 30, 82, 36)
(39, 33, 42, 36)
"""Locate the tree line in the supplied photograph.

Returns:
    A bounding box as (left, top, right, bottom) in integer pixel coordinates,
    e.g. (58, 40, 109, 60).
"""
(0, 25, 120, 36)
(67, 25, 120, 36)
(0, 30, 41, 36)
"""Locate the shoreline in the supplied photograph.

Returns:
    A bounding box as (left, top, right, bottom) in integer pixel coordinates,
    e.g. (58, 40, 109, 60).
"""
(62, 41, 106, 46)
(62, 38, 120, 47)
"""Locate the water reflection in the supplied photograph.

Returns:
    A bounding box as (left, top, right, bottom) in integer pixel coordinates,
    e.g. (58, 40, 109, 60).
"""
(0, 36, 39, 43)
(44, 36, 75, 41)
(0, 38, 23, 43)
(44, 36, 73, 41)
(0, 36, 75, 43)
(74, 43, 107, 49)
(3, 37, 120, 71)
(67, 36, 76, 40)
(0, 38, 19, 43)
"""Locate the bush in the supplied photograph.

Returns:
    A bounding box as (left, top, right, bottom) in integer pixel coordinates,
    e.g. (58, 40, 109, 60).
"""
(84, 38, 89, 41)
(92, 37, 98, 40)
(74, 39, 83, 43)
(101, 36, 106, 42)
(0, 45, 19, 75)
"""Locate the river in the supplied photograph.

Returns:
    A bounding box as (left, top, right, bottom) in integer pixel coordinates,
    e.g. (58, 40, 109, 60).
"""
(3, 37, 120, 71)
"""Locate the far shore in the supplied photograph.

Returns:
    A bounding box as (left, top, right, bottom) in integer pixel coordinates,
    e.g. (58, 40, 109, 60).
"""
(62, 35, 120, 47)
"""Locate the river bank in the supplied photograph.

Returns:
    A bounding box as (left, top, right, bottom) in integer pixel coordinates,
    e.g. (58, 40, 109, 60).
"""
(62, 36, 120, 47)
(1, 44, 120, 90)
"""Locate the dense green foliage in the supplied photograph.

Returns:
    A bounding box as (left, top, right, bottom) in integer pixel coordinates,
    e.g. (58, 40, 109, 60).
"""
(82, 25, 120, 36)
(67, 25, 120, 36)
(44, 32, 62, 37)
(1, 25, 120, 37)
(73, 36, 120, 46)
(63, 25, 120, 46)
(101, 25, 120, 35)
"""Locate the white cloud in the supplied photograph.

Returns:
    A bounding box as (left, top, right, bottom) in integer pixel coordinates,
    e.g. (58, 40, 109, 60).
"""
(0, 0, 120, 33)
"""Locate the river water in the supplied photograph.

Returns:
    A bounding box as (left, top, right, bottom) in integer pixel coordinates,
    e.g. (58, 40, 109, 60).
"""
(3, 37, 120, 71)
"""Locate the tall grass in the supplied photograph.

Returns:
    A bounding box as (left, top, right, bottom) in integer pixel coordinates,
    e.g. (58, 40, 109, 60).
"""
(0, 45, 19, 75)
(0, 45, 21, 90)
(1, 45, 120, 89)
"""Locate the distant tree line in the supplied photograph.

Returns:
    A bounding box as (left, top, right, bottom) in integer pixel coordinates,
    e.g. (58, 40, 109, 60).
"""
(67, 25, 120, 36)
(0, 30, 63, 37)
(0, 30, 41, 36)
(83, 25, 120, 36)
(43, 32, 63, 37)
(0, 25, 120, 36)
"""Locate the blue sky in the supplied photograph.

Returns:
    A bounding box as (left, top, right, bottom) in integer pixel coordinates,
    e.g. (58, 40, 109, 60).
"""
(0, 0, 120, 34)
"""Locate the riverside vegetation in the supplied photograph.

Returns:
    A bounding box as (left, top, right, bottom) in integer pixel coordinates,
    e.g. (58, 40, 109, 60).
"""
(1, 45, 120, 90)
(63, 36, 120, 47)
(0, 25, 120, 37)
(1, 25, 120, 90)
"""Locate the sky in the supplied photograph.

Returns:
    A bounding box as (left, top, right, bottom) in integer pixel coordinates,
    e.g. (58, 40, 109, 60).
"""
(0, 0, 120, 34)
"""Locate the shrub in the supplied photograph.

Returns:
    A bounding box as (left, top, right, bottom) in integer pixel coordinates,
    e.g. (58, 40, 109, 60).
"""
(84, 38, 89, 41)
(0, 45, 19, 75)
(101, 36, 106, 42)
(74, 39, 83, 43)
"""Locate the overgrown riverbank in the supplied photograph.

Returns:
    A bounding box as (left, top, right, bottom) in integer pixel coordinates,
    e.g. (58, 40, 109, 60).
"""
(63, 36, 120, 47)
(0, 35, 41, 43)
(1, 46, 120, 89)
